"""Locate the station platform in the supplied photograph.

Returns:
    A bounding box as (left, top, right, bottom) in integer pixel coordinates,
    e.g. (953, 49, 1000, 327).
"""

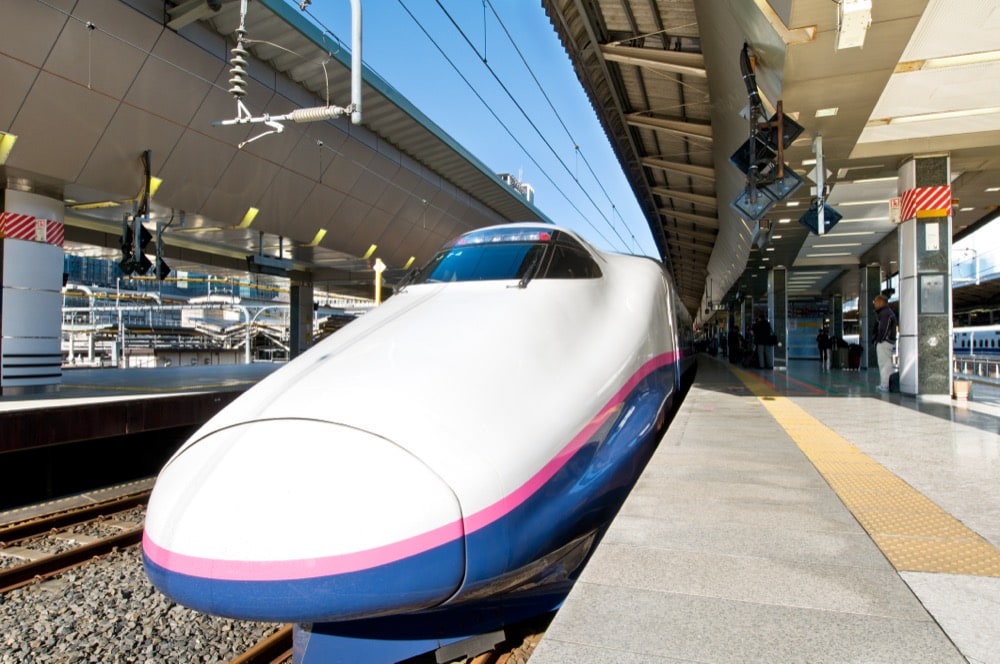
(0, 363, 281, 454)
(531, 354, 1000, 664)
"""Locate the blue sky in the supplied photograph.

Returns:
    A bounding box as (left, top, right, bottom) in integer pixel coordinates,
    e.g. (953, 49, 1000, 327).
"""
(299, 0, 659, 258)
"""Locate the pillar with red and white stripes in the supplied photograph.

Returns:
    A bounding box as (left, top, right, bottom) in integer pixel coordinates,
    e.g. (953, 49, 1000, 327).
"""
(0, 189, 65, 394)
(895, 155, 953, 397)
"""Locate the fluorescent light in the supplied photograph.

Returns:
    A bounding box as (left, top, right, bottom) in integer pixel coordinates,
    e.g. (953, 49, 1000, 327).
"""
(69, 200, 121, 210)
(920, 49, 1000, 70)
(986, 187, 1000, 193)
(404, 256, 416, 269)
(801, 158, 816, 166)
(778, 218, 792, 223)
(306, 228, 327, 247)
(786, 202, 800, 207)
(806, 252, 852, 257)
(363, 244, 378, 259)
(0, 131, 17, 165)
(771, 234, 783, 239)
(839, 199, 890, 206)
(238, 207, 259, 229)
(851, 176, 897, 184)
(885, 106, 1000, 125)
(815, 107, 839, 118)
(836, 0, 871, 50)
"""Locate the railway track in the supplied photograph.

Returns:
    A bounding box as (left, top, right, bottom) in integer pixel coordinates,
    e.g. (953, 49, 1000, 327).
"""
(0, 490, 150, 593)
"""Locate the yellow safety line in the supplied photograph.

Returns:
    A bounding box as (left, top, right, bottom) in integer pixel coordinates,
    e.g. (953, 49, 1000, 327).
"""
(729, 366, 1000, 577)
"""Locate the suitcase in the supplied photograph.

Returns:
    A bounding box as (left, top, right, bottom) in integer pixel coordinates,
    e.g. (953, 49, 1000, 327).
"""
(888, 371, 900, 393)
(847, 344, 862, 370)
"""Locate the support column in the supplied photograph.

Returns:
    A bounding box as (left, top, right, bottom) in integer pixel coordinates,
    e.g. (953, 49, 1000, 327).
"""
(289, 275, 314, 359)
(860, 265, 882, 371)
(897, 155, 952, 396)
(830, 294, 844, 340)
(0, 190, 65, 394)
(769, 267, 787, 370)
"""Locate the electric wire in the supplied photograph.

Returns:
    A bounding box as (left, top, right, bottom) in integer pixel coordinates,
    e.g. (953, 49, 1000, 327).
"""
(389, 0, 620, 251)
(302, 0, 641, 254)
(483, 0, 639, 250)
(428, 0, 635, 252)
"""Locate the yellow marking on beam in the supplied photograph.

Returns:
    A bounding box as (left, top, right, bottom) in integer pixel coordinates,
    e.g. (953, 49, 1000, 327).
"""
(728, 366, 1000, 577)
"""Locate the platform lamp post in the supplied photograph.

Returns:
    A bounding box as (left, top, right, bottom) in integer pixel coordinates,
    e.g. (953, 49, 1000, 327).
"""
(373, 258, 386, 305)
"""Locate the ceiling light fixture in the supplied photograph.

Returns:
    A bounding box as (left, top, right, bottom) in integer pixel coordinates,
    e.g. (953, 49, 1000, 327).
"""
(306, 228, 327, 247)
(815, 107, 839, 117)
(883, 106, 1000, 125)
(835, 0, 872, 50)
(0, 131, 18, 165)
(918, 49, 1000, 70)
(238, 207, 259, 229)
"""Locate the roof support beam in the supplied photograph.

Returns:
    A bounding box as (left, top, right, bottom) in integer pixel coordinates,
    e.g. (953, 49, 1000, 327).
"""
(642, 157, 714, 182)
(661, 225, 717, 243)
(658, 208, 719, 228)
(665, 237, 714, 254)
(627, 113, 712, 141)
(650, 186, 717, 210)
(600, 44, 707, 78)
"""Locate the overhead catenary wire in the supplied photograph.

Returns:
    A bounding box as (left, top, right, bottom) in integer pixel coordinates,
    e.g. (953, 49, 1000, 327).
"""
(303, 0, 642, 254)
(429, 0, 636, 252)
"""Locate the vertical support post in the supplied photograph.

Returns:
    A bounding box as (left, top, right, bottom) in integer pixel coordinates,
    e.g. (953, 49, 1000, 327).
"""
(897, 155, 952, 396)
(860, 265, 882, 371)
(289, 275, 314, 359)
(769, 267, 787, 370)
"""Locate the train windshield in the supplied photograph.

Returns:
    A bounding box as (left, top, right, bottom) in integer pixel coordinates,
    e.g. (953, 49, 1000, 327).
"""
(410, 228, 601, 284)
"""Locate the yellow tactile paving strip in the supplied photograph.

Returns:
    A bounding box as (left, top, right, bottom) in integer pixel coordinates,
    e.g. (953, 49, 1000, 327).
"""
(730, 366, 1000, 577)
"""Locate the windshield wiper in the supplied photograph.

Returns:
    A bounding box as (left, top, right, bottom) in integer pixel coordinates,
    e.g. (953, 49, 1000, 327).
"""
(395, 267, 419, 292)
(516, 253, 542, 289)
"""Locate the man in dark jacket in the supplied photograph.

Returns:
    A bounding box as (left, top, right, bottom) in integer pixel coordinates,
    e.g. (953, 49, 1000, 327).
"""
(872, 294, 897, 391)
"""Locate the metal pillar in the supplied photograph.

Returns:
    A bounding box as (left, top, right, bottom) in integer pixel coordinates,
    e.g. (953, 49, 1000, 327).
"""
(860, 265, 882, 371)
(897, 155, 952, 396)
(830, 294, 844, 340)
(289, 275, 314, 359)
(0, 189, 65, 395)
(769, 267, 788, 370)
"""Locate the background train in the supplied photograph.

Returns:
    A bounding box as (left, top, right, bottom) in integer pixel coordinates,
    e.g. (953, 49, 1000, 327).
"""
(953, 324, 1000, 357)
(143, 223, 695, 662)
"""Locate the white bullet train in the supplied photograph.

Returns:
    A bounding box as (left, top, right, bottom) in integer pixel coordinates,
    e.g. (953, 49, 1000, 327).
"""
(953, 324, 1000, 357)
(143, 223, 695, 661)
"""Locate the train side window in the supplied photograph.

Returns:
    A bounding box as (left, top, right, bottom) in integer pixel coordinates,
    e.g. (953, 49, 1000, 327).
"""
(543, 242, 602, 279)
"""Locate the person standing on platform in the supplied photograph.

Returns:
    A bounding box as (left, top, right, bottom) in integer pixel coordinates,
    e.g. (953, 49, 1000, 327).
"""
(816, 326, 831, 369)
(871, 294, 897, 392)
(752, 314, 773, 369)
(728, 323, 742, 365)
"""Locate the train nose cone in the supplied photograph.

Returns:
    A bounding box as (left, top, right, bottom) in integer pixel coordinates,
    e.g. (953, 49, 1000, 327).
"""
(142, 420, 466, 622)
